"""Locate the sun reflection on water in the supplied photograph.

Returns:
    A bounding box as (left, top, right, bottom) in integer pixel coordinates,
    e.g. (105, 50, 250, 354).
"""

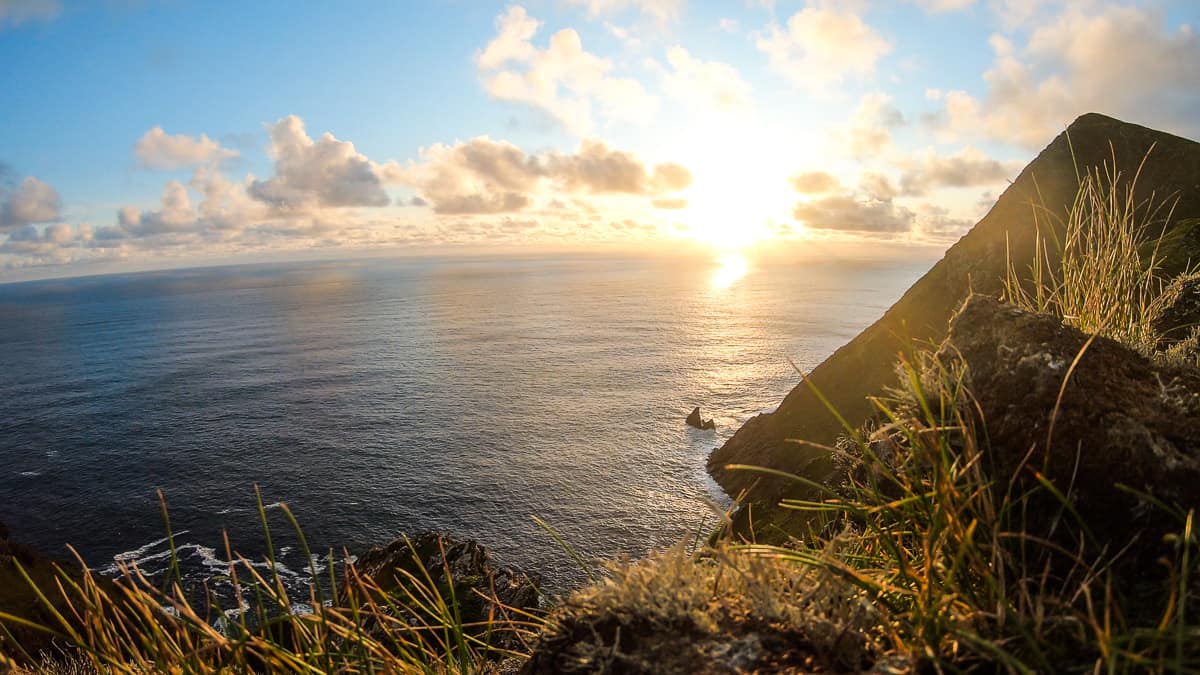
(710, 252, 749, 290)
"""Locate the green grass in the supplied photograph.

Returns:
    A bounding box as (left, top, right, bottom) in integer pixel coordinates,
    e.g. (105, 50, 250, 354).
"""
(743, 353, 1200, 672)
(1002, 147, 1191, 359)
(0, 489, 543, 673)
(5, 154, 1200, 673)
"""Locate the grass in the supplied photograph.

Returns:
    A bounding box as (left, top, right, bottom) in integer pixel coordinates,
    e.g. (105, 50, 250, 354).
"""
(0, 488, 544, 673)
(701, 153, 1200, 671)
(1002, 145, 1194, 360)
(735, 352, 1200, 672)
(5, 154, 1200, 672)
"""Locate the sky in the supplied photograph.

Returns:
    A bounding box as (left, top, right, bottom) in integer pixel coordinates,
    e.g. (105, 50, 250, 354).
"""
(0, 0, 1197, 280)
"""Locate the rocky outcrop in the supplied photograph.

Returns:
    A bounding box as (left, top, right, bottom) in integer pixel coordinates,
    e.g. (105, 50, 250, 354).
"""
(0, 523, 94, 664)
(943, 295, 1200, 557)
(1153, 271, 1200, 347)
(351, 531, 542, 654)
(686, 407, 716, 431)
(523, 605, 864, 674)
(708, 113, 1200, 503)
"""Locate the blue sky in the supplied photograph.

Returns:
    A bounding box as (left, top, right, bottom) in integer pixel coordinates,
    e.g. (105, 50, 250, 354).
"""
(1, 0, 1197, 279)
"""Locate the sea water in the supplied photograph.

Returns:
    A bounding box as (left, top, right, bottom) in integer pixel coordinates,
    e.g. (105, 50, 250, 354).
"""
(0, 251, 932, 593)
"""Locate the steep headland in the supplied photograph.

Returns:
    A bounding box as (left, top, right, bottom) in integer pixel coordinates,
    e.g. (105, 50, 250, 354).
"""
(707, 112, 1200, 504)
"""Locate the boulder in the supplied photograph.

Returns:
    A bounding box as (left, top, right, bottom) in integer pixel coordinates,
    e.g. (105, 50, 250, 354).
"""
(686, 407, 716, 431)
(943, 295, 1200, 556)
(708, 113, 1200, 503)
(349, 531, 541, 654)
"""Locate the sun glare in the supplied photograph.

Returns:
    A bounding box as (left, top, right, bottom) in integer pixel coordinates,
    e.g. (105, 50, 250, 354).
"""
(710, 251, 749, 289)
(671, 124, 799, 252)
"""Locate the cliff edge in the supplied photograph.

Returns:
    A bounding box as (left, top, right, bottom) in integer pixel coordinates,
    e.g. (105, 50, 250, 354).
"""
(707, 112, 1200, 502)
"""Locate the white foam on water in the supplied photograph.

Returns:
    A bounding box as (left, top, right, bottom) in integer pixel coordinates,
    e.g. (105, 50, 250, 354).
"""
(18, 471, 41, 477)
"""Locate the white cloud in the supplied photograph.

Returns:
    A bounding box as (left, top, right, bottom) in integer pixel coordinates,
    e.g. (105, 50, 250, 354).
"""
(403, 136, 691, 214)
(898, 146, 1020, 196)
(907, 0, 976, 13)
(789, 171, 841, 194)
(0, 223, 89, 262)
(135, 127, 239, 170)
(0, 0, 59, 29)
(248, 115, 393, 209)
(661, 46, 753, 112)
(931, 3, 1200, 147)
(0, 176, 61, 231)
(756, 4, 892, 90)
(793, 194, 914, 233)
(118, 180, 196, 236)
(842, 92, 906, 158)
(476, 6, 658, 135)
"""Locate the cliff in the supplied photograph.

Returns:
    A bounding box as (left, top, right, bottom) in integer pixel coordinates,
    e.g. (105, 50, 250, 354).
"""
(707, 112, 1200, 502)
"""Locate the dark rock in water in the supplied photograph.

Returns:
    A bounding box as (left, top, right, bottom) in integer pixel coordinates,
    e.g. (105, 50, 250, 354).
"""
(686, 407, 716, 430)
(350, 531, 541, 653)
(944, 295, 1200, 557)
(708, 113, 1200, 503)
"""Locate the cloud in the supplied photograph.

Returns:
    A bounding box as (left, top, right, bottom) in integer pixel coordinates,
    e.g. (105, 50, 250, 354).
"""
(118, 180, 197, 236)
(404, 136, 690, 214)
(913, 203, 975, 237)
(661, 46, 753, 112)
(248, 115, 392, 209)
(929, 3, 1200, 147)
(135, 127, 239, 170)
(651, 197, 687, 209)
(0, 176, 62, 231)
(0, 223, 88, 259)
(757, 4, 892, 90)
(476, 6, 658, 135)
(789, 171, 841, 194)
(0, 0, 59, 29)
(907, 0, 975, 12)
(547, 140, 691, 193)
(793, 194, 914, 233)
(898, 146, 1020, 196)
(562, 0, 682, 21)
(858, 171, 899, 200)
(843, 92, 906, 158)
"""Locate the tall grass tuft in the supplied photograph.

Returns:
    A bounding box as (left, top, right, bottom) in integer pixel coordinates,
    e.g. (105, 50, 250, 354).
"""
(730, 352, 1200, 672)
(1002, 147, 1187, 357)
(0, 489, 543, 673)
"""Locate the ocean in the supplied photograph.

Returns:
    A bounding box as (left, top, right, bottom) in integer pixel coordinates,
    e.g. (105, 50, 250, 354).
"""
(0, 251, 932, 595)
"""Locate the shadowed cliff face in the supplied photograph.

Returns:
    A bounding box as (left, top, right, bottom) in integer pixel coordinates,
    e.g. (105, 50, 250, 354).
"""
(708, 113, 1200, 502)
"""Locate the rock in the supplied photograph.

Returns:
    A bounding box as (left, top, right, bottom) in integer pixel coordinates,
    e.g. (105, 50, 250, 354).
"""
(686, 407, 716, 431)
(523, 607, 857, 674)
(349, 531, 541, 654)
(1152, 271, 1200, 347)
(0, 529, 97, 664)
(943, 295, 1200, 556)
(708, 113, 1200, 503)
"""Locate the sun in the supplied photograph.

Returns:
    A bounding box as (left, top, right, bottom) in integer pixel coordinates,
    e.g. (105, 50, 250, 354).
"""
(668, 125, 800, 251)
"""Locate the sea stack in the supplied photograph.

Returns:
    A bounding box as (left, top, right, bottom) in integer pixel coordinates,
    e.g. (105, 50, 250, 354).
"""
(686, 407, 716, 430)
